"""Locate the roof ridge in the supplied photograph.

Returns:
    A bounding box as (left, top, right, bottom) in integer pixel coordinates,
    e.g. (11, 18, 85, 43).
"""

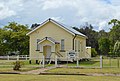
(49, 18, 87, 38)
(26, 18, 87, 38)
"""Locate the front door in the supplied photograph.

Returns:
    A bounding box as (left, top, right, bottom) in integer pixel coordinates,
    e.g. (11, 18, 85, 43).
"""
(43, 45, 51, 59)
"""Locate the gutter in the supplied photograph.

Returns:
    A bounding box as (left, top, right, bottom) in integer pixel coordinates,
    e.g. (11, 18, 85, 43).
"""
(72, 34, 77, 50)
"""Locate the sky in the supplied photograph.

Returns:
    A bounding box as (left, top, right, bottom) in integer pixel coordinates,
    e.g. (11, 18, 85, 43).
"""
(0, 0, 120, 31)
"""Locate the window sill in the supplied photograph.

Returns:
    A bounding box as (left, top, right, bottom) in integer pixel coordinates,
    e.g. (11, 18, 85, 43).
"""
(60, 50, 66, 52)
(36, 50, 40, 51)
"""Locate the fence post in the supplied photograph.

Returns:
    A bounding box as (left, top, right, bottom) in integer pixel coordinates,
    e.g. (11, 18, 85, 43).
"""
(76, 52, 79, 67)
(100, 55, 103, 68)
(67, 54, 68, 68)
(55, 55, 58, 67)
(77, 57, 79, 67)
(118, 58, 119, 68)
(109, 57, 111, 67)
(26, 55, 27, 60)
(17, 55, 19, 60)
(42, 55, 45, 68)
(7, 55, 9, 60)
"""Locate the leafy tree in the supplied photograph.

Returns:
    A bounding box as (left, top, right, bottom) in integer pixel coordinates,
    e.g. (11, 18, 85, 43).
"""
(98, 30, 109, 39)
(0, 29, 6, 55)
(113, 40, 120, 56)
(98, 37, 110, 55)
(73, 24, 98, 48)
(108, 19, 120, 45)
(91, 48, 97, 57)
(108, 19, 118, 26)
(73, 24, 99, 54)
(0, 22, 30, 55)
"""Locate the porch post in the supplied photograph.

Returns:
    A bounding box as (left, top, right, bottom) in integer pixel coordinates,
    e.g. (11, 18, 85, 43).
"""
(76, 52, 79, 67)
(55, 55, 58, 67)
(42, 55, 45, 68)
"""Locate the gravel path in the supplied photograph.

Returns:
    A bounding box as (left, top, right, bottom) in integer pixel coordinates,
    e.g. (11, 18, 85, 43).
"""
(20, 66, 56, 75)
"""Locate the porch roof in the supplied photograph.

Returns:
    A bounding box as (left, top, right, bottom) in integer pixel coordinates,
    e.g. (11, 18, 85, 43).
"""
(38, 37, 60, 44)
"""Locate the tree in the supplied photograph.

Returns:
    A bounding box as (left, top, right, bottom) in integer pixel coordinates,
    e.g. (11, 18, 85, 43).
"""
(73, 24, 99, 53)
(0, 22, 30, 55)
(91, 48, 97, 57)
(113, 40, 120, 56)
(0, 28, 6, 55)
(98, 30, 109, 38)
(98, 37, 110, 55)
(108, 19, 118, 26)
(108, 19, 120, 45)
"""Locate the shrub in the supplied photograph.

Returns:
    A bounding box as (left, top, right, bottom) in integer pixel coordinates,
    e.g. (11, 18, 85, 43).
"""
(13, 61, 24, 70)
(91, 48, 97, 57)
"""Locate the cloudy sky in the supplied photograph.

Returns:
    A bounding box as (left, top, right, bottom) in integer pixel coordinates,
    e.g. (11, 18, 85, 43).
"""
(0, 0, 120, 31)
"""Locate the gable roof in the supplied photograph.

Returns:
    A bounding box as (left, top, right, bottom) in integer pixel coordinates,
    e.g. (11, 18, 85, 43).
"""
(26, 18, 87, 38)
(38, 37, 60, 44)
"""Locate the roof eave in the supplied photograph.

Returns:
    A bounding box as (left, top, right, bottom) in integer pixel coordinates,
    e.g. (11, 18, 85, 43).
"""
(26, 19, 50, 36)
(76, 34, 88, 39)
(26, 18, 87, 38)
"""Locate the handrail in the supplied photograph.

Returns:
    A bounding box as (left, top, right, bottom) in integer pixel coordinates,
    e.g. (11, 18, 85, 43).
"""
(56, 52, 63, 57)
(55, 52, 63, 57)
(86, 51, 91, 57)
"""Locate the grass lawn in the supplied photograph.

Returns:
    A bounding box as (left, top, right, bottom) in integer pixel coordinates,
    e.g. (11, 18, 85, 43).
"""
(0, 58, 120, 72)
(0, 74, 120, 81)
(47, 68, 120, 74)
(0, 60, 40, 72)
(66, 59, 100, 67)
(103, 58, 120, 67)
(0, 60, 54, 72)
(61, 58, 120, 68)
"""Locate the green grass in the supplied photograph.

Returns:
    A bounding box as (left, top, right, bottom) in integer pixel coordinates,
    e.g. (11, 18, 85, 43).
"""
(0, 74, 120, 81)
(47, 68, 120, 74)
(66, 59, 100, 67)
(0, 60, 54, 72)
(103, 59, 120, 67)
(62, 58, 120, 68)
(0, 60, 41, 72)
(0, 58, 120, 72)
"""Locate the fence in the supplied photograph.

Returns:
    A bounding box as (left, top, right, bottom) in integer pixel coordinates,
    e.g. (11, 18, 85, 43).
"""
(102, 56, 120, 68)
(0, 55, 120, 69)
(0, 55, 29, 60)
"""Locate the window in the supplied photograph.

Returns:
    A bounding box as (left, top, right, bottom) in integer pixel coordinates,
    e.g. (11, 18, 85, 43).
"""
(60, 39, 65, 51)
(36, 39, 40, 51)
(81, 42, 83, 52)
(75, 40, 77, 52)
(78, 41, 81, 52)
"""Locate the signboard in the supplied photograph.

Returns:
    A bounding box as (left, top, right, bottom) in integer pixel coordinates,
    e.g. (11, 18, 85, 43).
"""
(68, 51, 76, 58)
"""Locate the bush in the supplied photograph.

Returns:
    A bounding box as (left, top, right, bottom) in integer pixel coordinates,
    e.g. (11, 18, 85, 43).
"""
(13, 61, 24, 70)
(91, 48, 97, 57)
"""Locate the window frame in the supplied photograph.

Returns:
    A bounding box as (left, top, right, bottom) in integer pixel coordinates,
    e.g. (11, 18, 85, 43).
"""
(60, 39, 65, 52)
(36, 39, 40, 51)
